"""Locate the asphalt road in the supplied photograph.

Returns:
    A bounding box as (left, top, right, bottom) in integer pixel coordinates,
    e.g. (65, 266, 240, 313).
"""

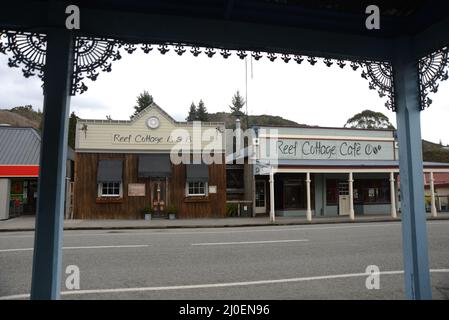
(0, 220, 449, 300)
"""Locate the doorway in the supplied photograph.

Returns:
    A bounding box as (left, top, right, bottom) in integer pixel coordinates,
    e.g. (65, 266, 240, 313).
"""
(284, 181, 303, 209)
(150, 179, 167, 218)
(338, 181, 350, 216)
(255, 180, 266, 214)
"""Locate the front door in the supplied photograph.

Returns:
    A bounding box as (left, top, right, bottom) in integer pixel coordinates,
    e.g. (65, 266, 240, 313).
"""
(284, 182, 302, 209)
(255, 180, 266, 214)
(338, 181, 350, 216)
(151, 179, 167, 218)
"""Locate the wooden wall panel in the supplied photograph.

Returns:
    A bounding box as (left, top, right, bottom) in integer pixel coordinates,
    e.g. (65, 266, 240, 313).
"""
(74, 153, 227, 219)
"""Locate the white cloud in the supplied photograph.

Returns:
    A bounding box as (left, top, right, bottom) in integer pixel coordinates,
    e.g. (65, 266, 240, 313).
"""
(0, 50, 448, 144)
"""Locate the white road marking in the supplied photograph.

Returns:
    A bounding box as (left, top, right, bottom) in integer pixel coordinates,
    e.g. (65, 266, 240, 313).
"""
(0, 244, 149, 253)
(1, 269, 448, 300)
(191, 239, 309, 246)
(0, 223, 396, 238)
(0, 220, 448, 239)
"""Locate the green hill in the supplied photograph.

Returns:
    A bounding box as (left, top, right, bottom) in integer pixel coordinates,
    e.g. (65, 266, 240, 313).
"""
(207, 112, 309, 129)
(422, 140, 449, 163)
(0, 106, 42, 129)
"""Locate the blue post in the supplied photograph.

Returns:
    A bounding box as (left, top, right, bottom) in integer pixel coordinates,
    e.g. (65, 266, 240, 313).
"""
(30, 28, 74, 300)
(393, 37, 432, 299)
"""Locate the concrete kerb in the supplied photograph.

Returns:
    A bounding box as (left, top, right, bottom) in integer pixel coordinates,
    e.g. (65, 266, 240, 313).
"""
(0, 215, 448, 233)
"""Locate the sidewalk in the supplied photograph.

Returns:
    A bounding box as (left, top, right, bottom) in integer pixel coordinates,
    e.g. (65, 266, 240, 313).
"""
(1, 214, 448, 232)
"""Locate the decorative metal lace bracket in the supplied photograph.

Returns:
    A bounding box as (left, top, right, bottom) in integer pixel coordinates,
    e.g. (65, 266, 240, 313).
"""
(0, 30, 46, 81)
(360, 61, 395, 111)
(71, 37, 123, 95)
(0, 32, 402, 111)
(70, 38, 397, 110)
(418, 46, 449, 110)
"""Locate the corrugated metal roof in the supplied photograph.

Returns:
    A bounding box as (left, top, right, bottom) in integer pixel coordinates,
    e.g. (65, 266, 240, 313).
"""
(0, 126, 41, 165)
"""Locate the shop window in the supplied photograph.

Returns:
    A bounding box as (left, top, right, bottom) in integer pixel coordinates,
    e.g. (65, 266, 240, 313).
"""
(362, 179, 390, 203)
(284, 181, 306, 209)
(353, 189, 359, 201)
(226, 166, 244, 190)
(187, 181, 207, 196)
(98, 182, 122, 197)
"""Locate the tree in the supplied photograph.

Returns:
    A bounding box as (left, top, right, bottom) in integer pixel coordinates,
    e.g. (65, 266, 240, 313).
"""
(344, 109, 395, 129)
(186, 102, 197, 121)
(131, 90, 153, 119)
(229, 91, 246, 118)
(11, 105, 33, 113)
(68, 112, 79, 149)
(196, 100, 208, 121)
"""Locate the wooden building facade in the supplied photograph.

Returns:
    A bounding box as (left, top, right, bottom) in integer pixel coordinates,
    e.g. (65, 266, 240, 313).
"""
(74, 104, 226, 219)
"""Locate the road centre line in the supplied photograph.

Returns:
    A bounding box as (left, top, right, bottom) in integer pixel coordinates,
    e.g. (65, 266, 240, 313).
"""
(191, 239, 309, 246)
(0, 244, 149, 253)
(1, 269, 448, 300)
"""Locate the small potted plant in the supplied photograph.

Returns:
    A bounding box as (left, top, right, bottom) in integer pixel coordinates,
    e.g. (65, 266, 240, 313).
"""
(143, 206, 154, 221)
(166, 205, 178, 220)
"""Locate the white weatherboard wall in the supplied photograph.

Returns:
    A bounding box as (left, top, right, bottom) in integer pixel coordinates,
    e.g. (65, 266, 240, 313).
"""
(0, 179, 10, 220)
(76, 105, 225, 153)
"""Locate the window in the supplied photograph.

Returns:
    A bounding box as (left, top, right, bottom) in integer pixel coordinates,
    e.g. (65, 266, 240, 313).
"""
(226, 166, 244, 190)
(98, 182, 122, 197)
(359, 179, 390, 203)
(187, 181, 207, 196)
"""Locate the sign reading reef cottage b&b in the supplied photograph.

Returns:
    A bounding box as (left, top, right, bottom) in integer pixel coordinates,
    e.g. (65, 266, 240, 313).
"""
(268, 139, 394, 160)
(112, 133, 192, 145)
(76, 103, 224, 153)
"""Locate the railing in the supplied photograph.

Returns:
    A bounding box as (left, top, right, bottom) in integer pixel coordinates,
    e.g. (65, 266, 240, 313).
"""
(226, 200, 253, 217)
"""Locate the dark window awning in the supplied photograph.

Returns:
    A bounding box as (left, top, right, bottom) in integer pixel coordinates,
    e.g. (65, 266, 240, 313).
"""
(97, 159, 123, 183)
(186, 164, 209, 182)
(138, 154, 172, 178)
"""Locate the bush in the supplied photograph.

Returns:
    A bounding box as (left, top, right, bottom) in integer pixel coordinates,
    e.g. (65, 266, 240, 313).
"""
(143, 206, 154, 215)
(226, 203, 238, 217)
(166, 205, 178, 215)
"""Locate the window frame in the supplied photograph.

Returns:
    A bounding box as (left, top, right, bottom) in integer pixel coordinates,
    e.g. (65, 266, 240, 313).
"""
(98, 181, 123, 198)
(186, 181, 208, 197)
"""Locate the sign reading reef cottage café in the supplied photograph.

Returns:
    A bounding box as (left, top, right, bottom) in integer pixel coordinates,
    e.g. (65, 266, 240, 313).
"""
(274, 139, 394, 160)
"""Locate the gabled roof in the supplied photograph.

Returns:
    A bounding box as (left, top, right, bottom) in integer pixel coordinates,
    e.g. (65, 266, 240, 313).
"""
(0, 126, 41, 165)
(130, 102, 177, 124)
(78, 102, 225, 127)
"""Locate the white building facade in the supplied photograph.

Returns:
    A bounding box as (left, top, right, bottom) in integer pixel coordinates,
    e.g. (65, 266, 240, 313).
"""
(251, 125, 449, 221)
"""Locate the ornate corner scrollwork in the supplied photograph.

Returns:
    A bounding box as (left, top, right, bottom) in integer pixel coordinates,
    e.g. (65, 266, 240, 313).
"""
(71, 37, 122, 95)
(419, 47, 449, 110)
(0, 30, 46, 80)
(360, 61, 395, 111)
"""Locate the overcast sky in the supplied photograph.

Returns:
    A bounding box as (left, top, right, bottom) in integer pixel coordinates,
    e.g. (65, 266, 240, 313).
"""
(0, 49, 448, 144)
